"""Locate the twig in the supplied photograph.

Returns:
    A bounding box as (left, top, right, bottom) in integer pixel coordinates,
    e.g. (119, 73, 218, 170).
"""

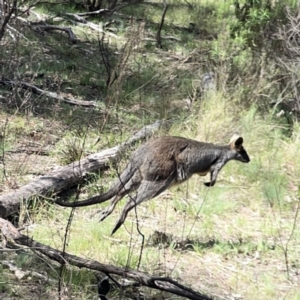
(156, 0, 168, 49)
(58, 192, 77, 298)
(98, 33, 115, 88)
(283, 196, 300, 278)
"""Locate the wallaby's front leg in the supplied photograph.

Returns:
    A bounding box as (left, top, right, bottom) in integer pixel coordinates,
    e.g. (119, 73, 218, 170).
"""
(204, 163, 223, 187)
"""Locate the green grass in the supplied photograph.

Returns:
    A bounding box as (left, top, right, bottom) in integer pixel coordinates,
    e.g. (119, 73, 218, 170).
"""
(1, 0, 300, 299)
(5, 71, 300, 300)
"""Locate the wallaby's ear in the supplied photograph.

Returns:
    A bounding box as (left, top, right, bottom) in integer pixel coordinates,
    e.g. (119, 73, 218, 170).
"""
(229, 134, 243, 148)
(235, 137, 243, 147)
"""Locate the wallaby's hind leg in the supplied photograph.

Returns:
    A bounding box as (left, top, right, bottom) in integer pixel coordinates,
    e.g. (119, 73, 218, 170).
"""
(99, 171, 142, 222)
(99, 194, 124, 222)
(111, 176, 174, 235)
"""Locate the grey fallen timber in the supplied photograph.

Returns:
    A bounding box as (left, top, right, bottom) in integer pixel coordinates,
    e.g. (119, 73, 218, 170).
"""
(0, 217, 214, 300)
(0, 121, 163, 218)
(0, 79, 97, 107)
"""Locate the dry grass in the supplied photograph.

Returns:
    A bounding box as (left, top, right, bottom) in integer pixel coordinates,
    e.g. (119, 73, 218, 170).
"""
(21, 95, 300, 300)
(1, 92, 300, 300)
(1, 0, 300, 299)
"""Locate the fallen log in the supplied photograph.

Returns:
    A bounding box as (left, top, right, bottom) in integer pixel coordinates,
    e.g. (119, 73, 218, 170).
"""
(0, 121, 163, 218)
(33, 25, 77, 44)
(0, 78, 97, 107)
(0, 217, 214, 300)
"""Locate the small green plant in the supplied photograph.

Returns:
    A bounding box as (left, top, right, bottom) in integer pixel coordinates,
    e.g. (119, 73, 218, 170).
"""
(0, 265, 9, 293)
(55, 136, 86, 165)
(230, 0, 296, 49)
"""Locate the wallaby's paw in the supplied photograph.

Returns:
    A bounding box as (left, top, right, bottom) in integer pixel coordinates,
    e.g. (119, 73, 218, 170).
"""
(204, 181, 216, 187)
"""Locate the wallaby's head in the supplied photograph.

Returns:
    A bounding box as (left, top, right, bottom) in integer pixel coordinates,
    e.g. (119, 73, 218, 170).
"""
(229, 134, 250, 163)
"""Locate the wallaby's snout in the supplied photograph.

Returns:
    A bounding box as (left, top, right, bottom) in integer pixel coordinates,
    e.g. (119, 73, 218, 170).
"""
(239, 148, 250, 163)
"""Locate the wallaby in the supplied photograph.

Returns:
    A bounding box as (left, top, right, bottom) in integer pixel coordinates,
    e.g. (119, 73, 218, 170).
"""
(57, 134, 250, 235)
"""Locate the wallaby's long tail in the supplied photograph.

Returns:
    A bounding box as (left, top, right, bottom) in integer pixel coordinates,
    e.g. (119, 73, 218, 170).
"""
(56, 162, 136, 207)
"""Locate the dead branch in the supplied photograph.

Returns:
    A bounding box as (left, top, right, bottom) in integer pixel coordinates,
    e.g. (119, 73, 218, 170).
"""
(5, 147, 50, 155)
(99, 33, 115, 88)
(33, 25, 77, 44)
(64, 1, 139, 19)
(156, 0, 168, 49)
(0, 121, 163, 218)
(0, 217, 214, 300)
(0, 78, 97, 107)
(15, 15, 77, 43)
(77, 21, 118, 38)
(75, 9, 109, 17)
(0, 0, 17, 41)
(142, 35, 180, 43)
(64, 15, 118, 38)
(6, 23, 29, 41)
(63, 12, 87, 23)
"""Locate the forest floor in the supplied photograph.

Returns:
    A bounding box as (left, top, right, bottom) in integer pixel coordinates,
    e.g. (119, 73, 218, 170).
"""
(0, 1, 300, 300)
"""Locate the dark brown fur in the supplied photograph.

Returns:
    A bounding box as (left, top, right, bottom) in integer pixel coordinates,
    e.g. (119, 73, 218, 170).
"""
(57, 135, 250, 234)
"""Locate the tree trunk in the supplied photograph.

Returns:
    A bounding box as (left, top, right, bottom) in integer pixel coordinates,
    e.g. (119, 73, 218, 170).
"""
(0, 121, 163, 218)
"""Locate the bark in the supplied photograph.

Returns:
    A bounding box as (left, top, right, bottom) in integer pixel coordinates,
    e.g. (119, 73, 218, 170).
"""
(0, 121, 163, 218)
(0, 217, 214, 300)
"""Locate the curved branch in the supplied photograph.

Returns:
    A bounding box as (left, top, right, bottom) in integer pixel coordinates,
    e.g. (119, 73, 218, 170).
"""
(0, 217, 214, 300)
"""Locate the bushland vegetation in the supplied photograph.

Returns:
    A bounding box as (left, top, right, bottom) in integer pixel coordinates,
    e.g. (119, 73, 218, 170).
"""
(0, 0, 300, 299)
